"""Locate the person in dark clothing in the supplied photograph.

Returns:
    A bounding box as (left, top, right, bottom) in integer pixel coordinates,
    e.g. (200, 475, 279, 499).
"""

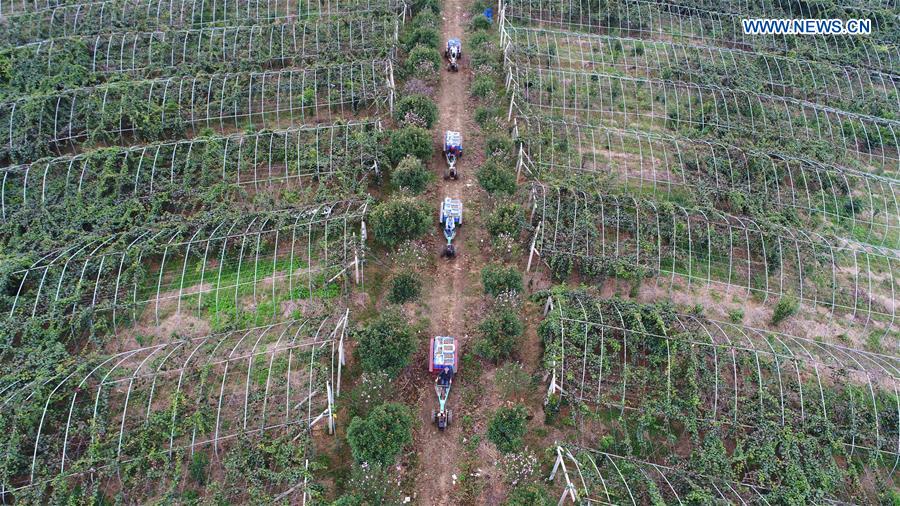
(437, 366, 454, 387)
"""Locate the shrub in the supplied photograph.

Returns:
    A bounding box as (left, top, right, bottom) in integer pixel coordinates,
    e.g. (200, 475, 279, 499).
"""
(481, 264, 523, 296)
(347, 402, 414, 466)
(394, 94, 438, 129)
(771, 295, 798, 325)
(387, 126, 432, 165)
(471, 14, 492, 30)
(487, 406, 528, 453)
(388, 272, 422, 304)
(391, 156, 433, 194)
(471, 75, 496, 98)
(411, 0, 440, 16)
(486, 203, 524, 238)
(355, 309, 417, 377)
(477, 159, 517, 195)
(505, 483, 552, 505)
(475, 305, 524, 362)
(402, 25, 440, 53)
(370, 196, 431, 247)
(728, 308, 744, 323)
(405, 44, 441, 79)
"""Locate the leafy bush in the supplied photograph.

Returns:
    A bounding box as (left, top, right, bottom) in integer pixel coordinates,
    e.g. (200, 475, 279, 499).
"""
(346, 402, 414, 466)
(486, 203, 524, 238)
(402, 25, 440, 53)
(728, 308, 744, 323)
(487, 406, 528, 453)
(394, 94, 438, 129)
(477, 159, 517, 195)
(391, 156, 433, 194)
(388, 272, 422, 304)
(475, 305, 524, 362)
(471, 75, 496, 98)
(405, 44, 441, 79)
(471, 14, 492, 30)
(355, 309, 417, 377)
(481, 264, 523, 296)
(387, 126, 432, 164)
(504, 483, 552, 505)
(370, 196, 431, 247)
(771, 295, 798, 325)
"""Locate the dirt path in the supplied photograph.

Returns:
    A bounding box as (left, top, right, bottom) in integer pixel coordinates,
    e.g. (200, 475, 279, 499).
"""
(411, 0, 491, 503)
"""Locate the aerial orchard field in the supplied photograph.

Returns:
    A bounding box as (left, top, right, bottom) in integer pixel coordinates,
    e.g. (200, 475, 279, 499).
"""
(0, 0, 897, 503)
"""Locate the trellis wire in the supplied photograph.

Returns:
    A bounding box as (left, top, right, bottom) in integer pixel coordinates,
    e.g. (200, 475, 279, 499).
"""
(0, 121, 381, 221)
(0, 311, 348, 498)
(3, 18, 399, 88)
(527, 182, 899, 336)
(505, 63, 899, 173)
(4, 199, 368, 336)
(0, 0, 401, 45)
(515, 115, 900, 249)
(548, 445, 863, 505)
(502, 0, 899, 74)
(0, 59, 394, 165)
(543, 292, 898, 464)
(504, 24, 900, 115)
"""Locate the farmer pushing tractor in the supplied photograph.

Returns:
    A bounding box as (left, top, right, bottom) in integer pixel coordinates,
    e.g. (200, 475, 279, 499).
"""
(429, 336, 458, 430)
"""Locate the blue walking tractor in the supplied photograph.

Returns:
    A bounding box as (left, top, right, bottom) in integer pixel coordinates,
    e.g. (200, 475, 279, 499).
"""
(440, 197, 462, 258)
(430, 336, 458, 430)
(445, 38, 462, 71)
(443, 130, 462, 180)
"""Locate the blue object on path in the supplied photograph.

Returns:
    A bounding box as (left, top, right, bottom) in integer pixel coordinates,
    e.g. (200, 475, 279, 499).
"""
(484, 7, 493, 22)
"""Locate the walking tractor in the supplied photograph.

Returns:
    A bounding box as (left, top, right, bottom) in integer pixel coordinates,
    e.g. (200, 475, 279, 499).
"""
(445, 38, 462, 71)
(440, 197, 462, 258)
(429, 336, 458, 430)
(443, 130, 462, 180)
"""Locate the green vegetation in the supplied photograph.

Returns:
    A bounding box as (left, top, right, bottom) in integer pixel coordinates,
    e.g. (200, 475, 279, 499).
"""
(481, 264, 523, 296)
(391, 155, 433, 194)
(388, 272, 422, 304)
(370, 196, 432, 247)
(771, 295, 799, 325)
(395, 94, 439, 129)
(475, 304, 524, 362)
(355, 309, 418, 378)
(387, 126, 433, 164)
(347, 402, 414, 466)
(487, 406, 528, 453)
(477, 158, 517, 195)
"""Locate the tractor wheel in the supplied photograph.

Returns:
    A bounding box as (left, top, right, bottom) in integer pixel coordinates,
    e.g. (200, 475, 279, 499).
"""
(444, 244, 456, 258)
(431, 409, 436, 423)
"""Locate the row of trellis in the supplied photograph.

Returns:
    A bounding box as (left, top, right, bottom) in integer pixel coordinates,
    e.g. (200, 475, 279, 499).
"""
(3, 199, 368, 339)
(0, 312, 349, 500)
(0, 59, 394, 165)
(515, 115, 900, 249)
(548, 445, 864, 505)
(1, 17, 398, 94)
(0, 121, 382, 222)
(542, 290, 898, 465)
(503, 0, 899, 73)
(0, 0, 401, 45)
(504, 25, 899, 116)
(526, 182, 898, 335)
